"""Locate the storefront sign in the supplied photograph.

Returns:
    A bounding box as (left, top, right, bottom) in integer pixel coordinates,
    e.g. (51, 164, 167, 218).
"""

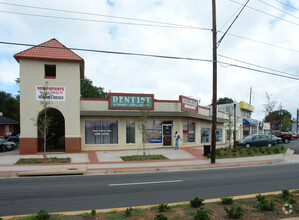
(150, 138, 162, 143)
(240, 101, 254, 112)
(109, 93, 154, 110)
(180, 95, 198, 113)
(36, 86, 65, 101)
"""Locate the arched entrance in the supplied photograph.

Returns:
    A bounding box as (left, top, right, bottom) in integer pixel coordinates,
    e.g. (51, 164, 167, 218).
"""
(38, 108, 65, 152)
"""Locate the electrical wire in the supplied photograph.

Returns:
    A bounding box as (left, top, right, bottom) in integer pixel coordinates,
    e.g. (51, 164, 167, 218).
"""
(218, 54, 299, 78)
(1, 40, 299, 81)
(0, 10, 211, 30)
(230, 0, 299, 26)
(258, 0, 299, 20)
(1, 3, 298, 54)
(221, 31, 299, 53)
(0, 2, 211, 31)
(273, 0, 299, 11)
(217, 0, 250, 47)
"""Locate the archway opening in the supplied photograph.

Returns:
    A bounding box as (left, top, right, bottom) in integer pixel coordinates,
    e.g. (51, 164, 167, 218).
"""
(38, 108, 65, 152)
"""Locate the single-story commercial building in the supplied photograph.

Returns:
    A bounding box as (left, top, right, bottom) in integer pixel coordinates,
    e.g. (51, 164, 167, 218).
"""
(14, 39, 227, 154)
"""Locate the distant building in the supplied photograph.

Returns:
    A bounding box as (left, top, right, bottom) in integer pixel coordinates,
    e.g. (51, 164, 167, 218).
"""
(0, 113, 19, 137)
(217, 101, 266, 140)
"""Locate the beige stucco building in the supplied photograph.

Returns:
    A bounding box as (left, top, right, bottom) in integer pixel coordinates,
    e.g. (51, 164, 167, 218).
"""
(14, 39, 228, 154)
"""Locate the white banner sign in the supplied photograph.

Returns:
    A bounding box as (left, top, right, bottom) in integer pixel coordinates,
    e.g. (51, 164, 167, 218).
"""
(36, 86, 65, 101)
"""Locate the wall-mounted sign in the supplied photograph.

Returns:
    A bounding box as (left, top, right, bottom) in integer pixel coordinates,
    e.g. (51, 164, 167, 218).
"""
(36, 86, 65, 101)
(180, 95, 198, 113)
(108, 93, 154, 110)
(240, 101, 254, 112)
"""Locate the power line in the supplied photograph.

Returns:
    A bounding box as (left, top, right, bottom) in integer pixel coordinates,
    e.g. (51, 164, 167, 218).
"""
(1, 40, 299, 81)
(218, 54, 299, 78)
(0, 1, 211, 31)
(273, 0, 299, 11)
(0, 10, 211, 30)
(219, 4, 244, 31)
(258, 0, 299, 20)
(217, 0, 250, 47)
(230, 0, 299, 27)
(221, 31, 299, 53)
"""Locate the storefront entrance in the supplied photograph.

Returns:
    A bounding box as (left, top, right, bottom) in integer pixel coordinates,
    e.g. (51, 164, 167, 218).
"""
(162, 124, 172, 147)
(38, 108, 65, 152)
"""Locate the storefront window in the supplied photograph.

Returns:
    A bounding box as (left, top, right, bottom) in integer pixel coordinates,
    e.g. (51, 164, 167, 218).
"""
(183, 122, 195, 142)
(216, 129, 223, 142)
(201, 128, 210, 143)
(126, 120, 135, 144)
(85, 120, 118, 144)
(144, 120, 162, 143)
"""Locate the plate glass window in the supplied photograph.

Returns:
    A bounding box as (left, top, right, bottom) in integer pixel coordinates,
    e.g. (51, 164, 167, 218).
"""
(183, 122, 195, 142)
(85, 120, 118, 144)
(201, 128, 210, 143)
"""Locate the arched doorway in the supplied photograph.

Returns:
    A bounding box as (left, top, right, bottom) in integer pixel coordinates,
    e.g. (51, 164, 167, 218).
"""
(38, 108, 65, 152)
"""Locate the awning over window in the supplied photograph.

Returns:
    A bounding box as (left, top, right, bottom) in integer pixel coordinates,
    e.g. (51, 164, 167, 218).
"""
(243, 118, 257, 126)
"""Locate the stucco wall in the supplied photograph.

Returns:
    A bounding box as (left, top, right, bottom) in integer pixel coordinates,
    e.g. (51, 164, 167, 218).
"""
(19, 59, 81, 139)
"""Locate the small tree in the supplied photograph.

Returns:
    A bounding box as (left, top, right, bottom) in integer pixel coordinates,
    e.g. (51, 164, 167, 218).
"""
(33, 82, 53, 158)
(262, 92, 277, 142)
(138, 101, 150, 156)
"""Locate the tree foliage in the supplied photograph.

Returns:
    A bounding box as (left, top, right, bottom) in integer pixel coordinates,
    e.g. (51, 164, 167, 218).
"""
(0, 91, 12, 112)
(80, 77, 108, 98)
(217, 97, 233, 105)
(3, 96, 19, 120)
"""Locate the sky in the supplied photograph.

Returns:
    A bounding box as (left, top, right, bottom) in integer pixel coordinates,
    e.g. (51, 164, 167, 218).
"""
(0, 0, 298, 121)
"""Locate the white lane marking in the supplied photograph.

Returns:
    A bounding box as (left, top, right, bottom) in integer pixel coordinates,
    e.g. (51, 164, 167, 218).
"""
(109, 179, 183, 186)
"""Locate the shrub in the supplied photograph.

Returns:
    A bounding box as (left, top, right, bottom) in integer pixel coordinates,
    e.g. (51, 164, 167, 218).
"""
(255, 194, 276, 211)
(282, 189, 291, 200)
(194, 208, 210, 220)
(289, 198, 297, 204)
(221, 197, 234, 205)
(190, 196, 205, 208)
(91, 209, 96, 216)
(125, 207, 133, 217)
(154, 213, 167, 220)
(36, 210, 50, 220)
(224, 205, 245, 219)
(158, 203, 170, 212)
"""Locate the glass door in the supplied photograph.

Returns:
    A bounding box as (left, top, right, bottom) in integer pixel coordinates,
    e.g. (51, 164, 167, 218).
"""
(162, 124, 172, 147)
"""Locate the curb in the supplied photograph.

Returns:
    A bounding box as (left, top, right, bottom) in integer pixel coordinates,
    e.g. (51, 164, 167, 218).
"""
(0, 160, 282, 177)
(85, 160, 280, 175)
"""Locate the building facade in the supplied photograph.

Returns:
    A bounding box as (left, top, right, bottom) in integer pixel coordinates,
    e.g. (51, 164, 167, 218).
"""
(15, 39, 228, 154)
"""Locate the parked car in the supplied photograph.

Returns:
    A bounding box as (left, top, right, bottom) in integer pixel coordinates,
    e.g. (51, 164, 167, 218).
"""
(271, 131, 292, 144)
(292, 132, 299, 140)
(266, 134, 282, 145)
(3, 132, 12, 139)
(236, 134, 276, 148)
(0, 138, 17, 152)
(7, 134, 20, 143)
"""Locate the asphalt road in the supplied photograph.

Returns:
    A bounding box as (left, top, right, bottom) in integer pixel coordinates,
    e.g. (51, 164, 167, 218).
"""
(1, 163, 299, 216)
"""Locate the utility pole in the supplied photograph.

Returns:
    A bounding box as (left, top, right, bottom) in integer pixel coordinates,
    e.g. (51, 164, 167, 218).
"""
(233, 102, 236, 147)
(211, 0, 217, 164)
(249, 87, 252, 105)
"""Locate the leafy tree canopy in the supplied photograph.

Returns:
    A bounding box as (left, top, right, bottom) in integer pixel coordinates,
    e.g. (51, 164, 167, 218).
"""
(80, 77, 108, 98)
(217, 97, 234, 105)
(0, 91, 12, 112)
(264, 109, 292, 131)
(3, 96, 19, 120)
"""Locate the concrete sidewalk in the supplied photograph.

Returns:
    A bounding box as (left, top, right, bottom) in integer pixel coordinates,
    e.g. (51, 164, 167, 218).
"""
(0, 146, 297, 177)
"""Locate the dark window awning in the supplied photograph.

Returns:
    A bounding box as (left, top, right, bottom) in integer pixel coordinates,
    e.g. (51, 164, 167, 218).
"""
(243, 118, 257, 126)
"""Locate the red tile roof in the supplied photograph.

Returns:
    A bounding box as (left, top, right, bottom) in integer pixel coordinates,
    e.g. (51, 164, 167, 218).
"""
(14, 38, 84, 77)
